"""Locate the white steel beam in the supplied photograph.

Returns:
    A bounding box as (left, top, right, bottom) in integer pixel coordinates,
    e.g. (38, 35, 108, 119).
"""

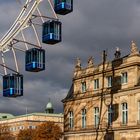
(0, 0, 43, 52)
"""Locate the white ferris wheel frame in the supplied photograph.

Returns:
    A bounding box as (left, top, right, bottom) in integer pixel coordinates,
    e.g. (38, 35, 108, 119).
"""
(0, 0, 58, 53)
(0, 0, 59, 75)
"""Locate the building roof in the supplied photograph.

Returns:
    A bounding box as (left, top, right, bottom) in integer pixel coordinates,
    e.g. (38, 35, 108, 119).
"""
(0, 112, 63, 122)
(62, 83, 73, 102)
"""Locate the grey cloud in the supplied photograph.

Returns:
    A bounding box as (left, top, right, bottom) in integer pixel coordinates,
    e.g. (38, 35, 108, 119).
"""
(0, 0, 140, 115)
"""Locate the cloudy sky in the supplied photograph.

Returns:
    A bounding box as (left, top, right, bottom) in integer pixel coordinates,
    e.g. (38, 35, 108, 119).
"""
(0, 0, 140, 115)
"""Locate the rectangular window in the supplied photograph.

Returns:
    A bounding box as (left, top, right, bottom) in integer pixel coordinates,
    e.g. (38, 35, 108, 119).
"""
(121, 72, 128, 84)
(19, 126, 23, 130)
(13, 127, 16, 131)
(94, 107, 99, 127)
(28, 126, 32, 129)
(32, 126, 36, 129)
(122, 103, 128, 125)
(107, 76, 112, 87)
(108, 105, 113, 125)
(81, 82, 86, 93)
(69, 111, 74, 128)
(94, 79, 99, 90)
(82, 109, 86, 128)
(138, 101, 140, 122)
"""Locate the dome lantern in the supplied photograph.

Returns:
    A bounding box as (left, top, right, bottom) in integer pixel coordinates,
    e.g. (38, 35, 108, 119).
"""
(45, 100, 54, 114)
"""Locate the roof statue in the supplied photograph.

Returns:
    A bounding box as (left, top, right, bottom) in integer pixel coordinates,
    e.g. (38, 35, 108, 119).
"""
(116, 47, 120, 52)
(76, 57, 81, 67)
(130, 40, 139, 55)
(114, 47, 121, 59)
(87, 56, 94, 67)
(74, 57, 81, 71)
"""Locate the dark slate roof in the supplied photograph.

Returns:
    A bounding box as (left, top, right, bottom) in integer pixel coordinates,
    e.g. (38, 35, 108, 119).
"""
(62, 83, 73, 102)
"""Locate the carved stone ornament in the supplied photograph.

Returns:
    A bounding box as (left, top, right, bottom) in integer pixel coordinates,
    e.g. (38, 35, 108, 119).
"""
(74, 57, 81, 71)
(130, 40, 139, 55)
(87, 56, 93, 67)
(76, 57, 81, 67)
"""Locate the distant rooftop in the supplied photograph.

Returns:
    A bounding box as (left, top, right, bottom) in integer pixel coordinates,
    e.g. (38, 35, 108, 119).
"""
(0, 101, 62, 121)
(0, 112, 63, 121)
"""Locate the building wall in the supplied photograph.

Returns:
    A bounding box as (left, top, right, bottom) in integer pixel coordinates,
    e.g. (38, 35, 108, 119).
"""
(0, 113, 63, 138)
(63, 44, 140, 140)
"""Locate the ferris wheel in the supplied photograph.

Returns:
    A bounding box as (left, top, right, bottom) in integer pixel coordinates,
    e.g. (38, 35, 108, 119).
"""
(0, 0, 73, 97)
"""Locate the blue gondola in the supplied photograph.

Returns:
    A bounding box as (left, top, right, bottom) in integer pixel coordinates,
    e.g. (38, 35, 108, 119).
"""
(25, 48, 45, 72)
(54, 0, 73, 15)
(42, 20, 61, 44)
(3, 74, 23, 97)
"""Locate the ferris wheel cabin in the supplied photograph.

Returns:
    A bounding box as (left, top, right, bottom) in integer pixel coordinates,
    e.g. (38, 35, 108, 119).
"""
(54, 0, 73, 15)
(42, 20, 61, 44)
(3, 74, 23, 97)
(25, 48, 45, 72)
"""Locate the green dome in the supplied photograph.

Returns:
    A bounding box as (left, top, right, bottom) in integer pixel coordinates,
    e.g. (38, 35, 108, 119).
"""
(46, 101, 53, 109)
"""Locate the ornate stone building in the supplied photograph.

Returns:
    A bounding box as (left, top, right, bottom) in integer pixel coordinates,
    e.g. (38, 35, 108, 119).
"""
(63, 41, 140, 140)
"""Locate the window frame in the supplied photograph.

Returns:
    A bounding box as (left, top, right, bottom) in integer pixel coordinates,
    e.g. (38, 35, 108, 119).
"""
(107, 76, 112, 88)
(107, 105, 113, 125)
(94, 107, 99, 128)
(121, 102, 128, 125)
(121, 72, 128, 84)
(82, 109, 86, 128)
(94, 79, 99, 90)
(69, 111, 74, 128)
(81, 82, 86, 93)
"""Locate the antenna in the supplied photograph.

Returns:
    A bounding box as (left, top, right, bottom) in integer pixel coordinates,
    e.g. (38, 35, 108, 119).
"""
(26, 107, 28, 115)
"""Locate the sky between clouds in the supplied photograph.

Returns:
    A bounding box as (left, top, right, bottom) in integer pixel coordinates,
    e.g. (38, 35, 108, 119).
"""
(0, 0, 140, 115)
